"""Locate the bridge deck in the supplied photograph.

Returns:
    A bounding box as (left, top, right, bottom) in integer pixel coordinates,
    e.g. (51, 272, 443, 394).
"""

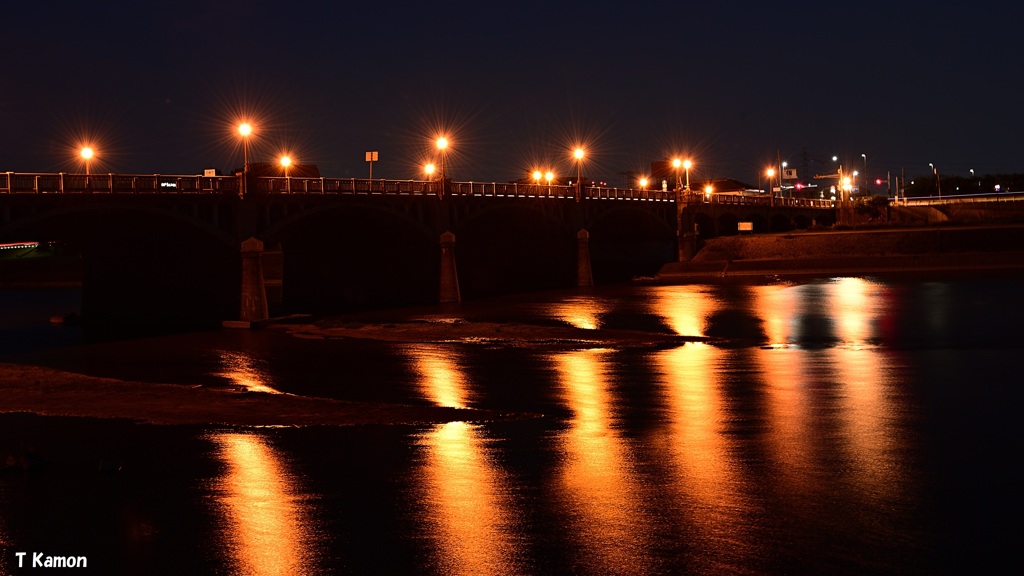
(1, 172, 836, 208)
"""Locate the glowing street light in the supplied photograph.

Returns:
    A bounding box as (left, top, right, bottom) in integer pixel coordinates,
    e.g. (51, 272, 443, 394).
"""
(79, 147, 94, 175)
(545, 170, 554, 189)
(532, 170, 542, 185)
(424, 163, 436, 179)
(280, 155, 292, 193)
(682, 159, 692, 191)
(238, 122, 254, 196)
(929, 163, 941, 197)
(573, 147, 584, 201)
(639, 177, 649, 190)
(704, 184, 713, 201)
(434, 136, 449, 198)
(766, 167, 776, 207)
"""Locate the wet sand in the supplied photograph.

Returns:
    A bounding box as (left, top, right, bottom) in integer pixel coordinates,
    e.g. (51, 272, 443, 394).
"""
(273, 317, 708, 347)
(1, 318, 703, 427)
(0, 362, 526, 427)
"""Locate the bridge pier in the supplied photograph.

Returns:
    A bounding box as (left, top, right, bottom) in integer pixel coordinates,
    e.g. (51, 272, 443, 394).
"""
(439, 231, 461, 303)
(234, 237, 269, 326)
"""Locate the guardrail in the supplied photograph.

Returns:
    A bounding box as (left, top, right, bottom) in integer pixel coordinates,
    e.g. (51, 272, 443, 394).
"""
(0, 172, 239, 194)
(0, 172, 834, 208)
(899, 192, 1024, 206)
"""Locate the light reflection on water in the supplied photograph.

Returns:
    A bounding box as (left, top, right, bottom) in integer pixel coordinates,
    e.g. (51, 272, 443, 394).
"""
(2, 277, 1015, 574)
(552, 349, 653, 576)
(654, 343, 758, 572)
(209, 432, 318, 576)
(552, 296, 609, 330)
(215, 350, 283, 394)
(408, 344, 525, 576)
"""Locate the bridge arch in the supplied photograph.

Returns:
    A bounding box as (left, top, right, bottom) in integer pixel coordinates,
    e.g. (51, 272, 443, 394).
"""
(587, 203, 677, 281)
(452, 200, 577, 297)
(262, 200, 442, 312)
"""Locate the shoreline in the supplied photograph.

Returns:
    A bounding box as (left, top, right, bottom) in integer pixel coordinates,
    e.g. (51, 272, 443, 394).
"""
(0, 362, 535, 427)
(656, 225, 1024, 281)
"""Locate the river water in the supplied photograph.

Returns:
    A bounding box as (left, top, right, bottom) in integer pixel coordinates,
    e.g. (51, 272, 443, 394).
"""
(0, 276, 1019, 575)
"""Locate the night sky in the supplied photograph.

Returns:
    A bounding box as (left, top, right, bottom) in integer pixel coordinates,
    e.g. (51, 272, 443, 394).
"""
(3, 1, 1022, 188)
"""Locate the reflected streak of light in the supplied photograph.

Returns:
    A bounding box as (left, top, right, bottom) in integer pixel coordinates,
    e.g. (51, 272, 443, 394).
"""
(554, 349, 650, 575)
(552, 297, 607, 330)
(210, 432, 315, 576)
(754, 346, 818, 492)
(752, 284, 799, 346)
(829, 277, 879, 346)
(406, 344, 470, 408)
(418, 422, 522, 576)
(216, 350, 282, 394)
(830, 347, 905, 503)
(651, 285, 715, 337)
(655, 344, 744, 515)
(409, 345, 523, 575)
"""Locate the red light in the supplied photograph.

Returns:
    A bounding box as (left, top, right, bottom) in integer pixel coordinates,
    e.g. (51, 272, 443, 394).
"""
(875, 179, 883, 185)
(795, 183, 804, 189)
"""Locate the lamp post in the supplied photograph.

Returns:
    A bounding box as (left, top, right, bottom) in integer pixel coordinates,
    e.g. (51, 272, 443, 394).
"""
(704, 184, 713, 202)
(683, 159, 692, 193)
(573, 147, 584, 202)
(862, 153, 867, 174)
(280, 155, 291, 193)
(766, 167, 775, 207)
(929, 163, 941, 197)
(80, 147, 94, 189)
(672, 158, 682, 191)
(238, 122, 253, 197)
(436, 136, 448, 198)
(80, 147, 94, 175)
(639, 177, 649, 191)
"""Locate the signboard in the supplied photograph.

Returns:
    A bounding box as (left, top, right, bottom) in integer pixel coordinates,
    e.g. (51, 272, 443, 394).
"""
(204, 169, 217, 177)
(738, 222, 753, 232)
(365, 151, 378, 162)
(783, 168, 798, 180)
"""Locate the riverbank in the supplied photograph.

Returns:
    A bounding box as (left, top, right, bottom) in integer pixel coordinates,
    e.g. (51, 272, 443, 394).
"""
(656, 224, 1024, 281)
(0, 362, 529, 427)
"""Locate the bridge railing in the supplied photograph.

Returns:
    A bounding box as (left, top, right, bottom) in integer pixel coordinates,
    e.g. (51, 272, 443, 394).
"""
(1, 172, 833, 207)
(0, 172, 240, 194)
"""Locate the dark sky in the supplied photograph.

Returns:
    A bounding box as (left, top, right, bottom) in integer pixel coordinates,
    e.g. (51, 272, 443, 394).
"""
(3, 0, 1021, 188)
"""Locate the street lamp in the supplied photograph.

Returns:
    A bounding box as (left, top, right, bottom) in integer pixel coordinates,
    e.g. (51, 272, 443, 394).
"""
(672, 158, 682, 191)
(766, 167, 775, 206)
(425, 163, 436, 179)
(545, 170, 554, 195)
(862, 153, 867, 174)
(280, 155, 291, 193)
(573, 147, 584, 201)
(238, 122, 253, 196)
(639, 177, 649, 190)
(79, 147, 94, 174)
(80, 146, 94, 189)
(682, 159, 692, 191)
(436, 136, 449, 197)
(929, 163, 941, 197)
(704, 184, 713, 202)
